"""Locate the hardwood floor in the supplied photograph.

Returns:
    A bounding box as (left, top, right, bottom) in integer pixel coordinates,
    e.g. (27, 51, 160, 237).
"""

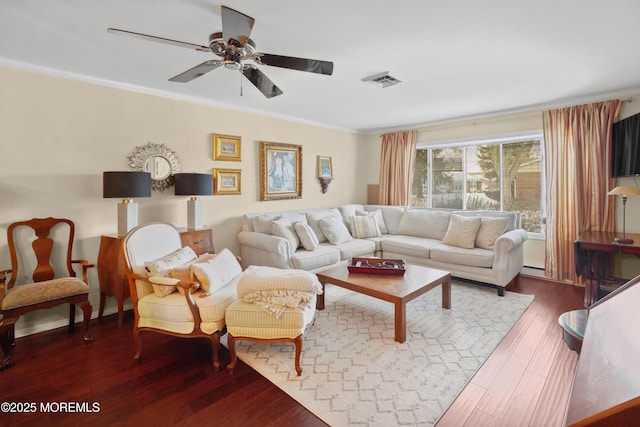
(1, 275, 583, 427)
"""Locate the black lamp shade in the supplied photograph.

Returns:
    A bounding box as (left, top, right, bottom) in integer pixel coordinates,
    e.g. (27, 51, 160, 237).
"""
(175, 173, 213, 196)
(103, 171, 151, 198)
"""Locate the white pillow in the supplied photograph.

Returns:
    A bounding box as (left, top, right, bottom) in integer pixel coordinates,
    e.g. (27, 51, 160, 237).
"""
(294, 221, 320, 250)
(318, 216, 353, 245)
(475, 217, 509, 249)
(191, 248, 242, 294)
(356, 209, 388, 234)
(253, 214, 279, 234)
(442, 214, 482, 249)
(271, 217, 300, 254)
(398, 210, 450, 240)
(349, 215, 380, 238)
(145, 246, 197, 297)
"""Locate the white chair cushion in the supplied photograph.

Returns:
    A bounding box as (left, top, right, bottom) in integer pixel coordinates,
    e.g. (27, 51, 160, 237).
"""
(137, 276, 239, 335)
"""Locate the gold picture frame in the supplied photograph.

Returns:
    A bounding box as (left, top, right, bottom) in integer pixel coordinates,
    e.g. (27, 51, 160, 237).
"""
(259, 141, 302, 201)
(213, 134, 241, 161)
(317, 156, 333, 178)
(213, 168, 241, 195)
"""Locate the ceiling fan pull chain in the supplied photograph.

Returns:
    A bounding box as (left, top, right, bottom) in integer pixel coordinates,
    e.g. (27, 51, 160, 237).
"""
(239, 68, 243, 96)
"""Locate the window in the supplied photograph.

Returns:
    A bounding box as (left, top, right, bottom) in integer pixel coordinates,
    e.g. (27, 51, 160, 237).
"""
(412, 134, 544, 234)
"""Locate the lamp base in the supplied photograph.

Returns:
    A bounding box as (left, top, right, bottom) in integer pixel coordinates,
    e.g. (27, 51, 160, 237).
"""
(117, 200, 138, 237)
(187, 198, 203, 230)
(613, 236, 633, 244)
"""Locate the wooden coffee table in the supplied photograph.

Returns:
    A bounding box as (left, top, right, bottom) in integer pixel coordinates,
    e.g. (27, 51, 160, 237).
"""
(316, 262, 451, 343)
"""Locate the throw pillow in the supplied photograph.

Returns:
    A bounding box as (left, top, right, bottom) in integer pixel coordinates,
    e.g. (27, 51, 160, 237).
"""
(271, 217, 300, 254)
(356, 209, 388, 234)
(145, 246, 197, 297)
(170, 252, 216, 295)
(253, 214, 279, 234)
(318, 216, 353, 245)
(191, 248, 242, 294)
(475, 217, 509, 249)
(442, 214, 482, 249)
(349, 215, 380, 238)
(294, 221, 320, 250)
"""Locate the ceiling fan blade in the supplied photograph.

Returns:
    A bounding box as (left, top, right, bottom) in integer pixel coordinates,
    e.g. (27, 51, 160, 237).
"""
(259, 54, 334, 75)
(242, 66, 283, 98)
(221, 6, 255, 47)
(169, 60, 223, 82)
(107, 28, 210, 52)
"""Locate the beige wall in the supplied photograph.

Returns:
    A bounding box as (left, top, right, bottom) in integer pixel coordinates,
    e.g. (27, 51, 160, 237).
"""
(0, 66, 369, 336)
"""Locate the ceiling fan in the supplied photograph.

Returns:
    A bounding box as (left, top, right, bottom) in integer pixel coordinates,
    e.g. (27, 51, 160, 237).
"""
(107, 5, 334, 98)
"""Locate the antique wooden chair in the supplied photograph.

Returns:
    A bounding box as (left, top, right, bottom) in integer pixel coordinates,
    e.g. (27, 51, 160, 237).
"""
(0, 217, 94, 366)
(122, 223, 240, 371)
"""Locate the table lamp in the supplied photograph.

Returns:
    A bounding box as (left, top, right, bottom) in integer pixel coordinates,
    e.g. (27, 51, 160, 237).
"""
(103, 171, 152, 236)
(607, 186, 640, 243)
(175, 173, 213, 230)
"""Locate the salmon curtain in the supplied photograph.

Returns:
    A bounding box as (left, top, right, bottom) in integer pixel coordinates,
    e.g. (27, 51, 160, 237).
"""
(542, 100, 621, 283)
(378, 130, 417, 205)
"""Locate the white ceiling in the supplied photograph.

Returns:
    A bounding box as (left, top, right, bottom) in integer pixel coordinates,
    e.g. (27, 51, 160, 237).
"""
(2, 0, 640, 133)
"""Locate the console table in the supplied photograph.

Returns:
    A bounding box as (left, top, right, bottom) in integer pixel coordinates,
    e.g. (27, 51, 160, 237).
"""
(97, 227, 214, 327)
(574, 230, 640, 307)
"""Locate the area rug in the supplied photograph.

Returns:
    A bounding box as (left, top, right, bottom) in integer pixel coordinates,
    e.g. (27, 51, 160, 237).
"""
(221, 280, 534, 426)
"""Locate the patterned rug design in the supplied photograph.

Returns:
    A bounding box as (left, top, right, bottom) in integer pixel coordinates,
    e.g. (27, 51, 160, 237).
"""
(222, 280, 534, 426)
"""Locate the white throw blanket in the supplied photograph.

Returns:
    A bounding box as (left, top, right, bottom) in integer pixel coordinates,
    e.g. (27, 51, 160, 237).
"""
(238, 266, 323, 318)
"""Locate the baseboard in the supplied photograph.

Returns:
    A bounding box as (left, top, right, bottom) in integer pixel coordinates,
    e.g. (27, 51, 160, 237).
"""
(14, 303, 133, 339)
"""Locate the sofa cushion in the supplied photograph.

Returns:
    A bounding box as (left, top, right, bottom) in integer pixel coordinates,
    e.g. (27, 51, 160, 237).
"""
(349, 215, 380, 238)
(380, 235, 442, 259)
(430, 244, 494, 268)
(291, 246, 341, 270)
(294, 221, 320, 250)
(329, 239, 376, 260)
(475, 217, 509, 249)
(271, 217, 300, 254)
(397, 209, 450, 240)
(306, 208, 343, 243)
(319, 215, 353, 245)
(442, 214, 482, 249)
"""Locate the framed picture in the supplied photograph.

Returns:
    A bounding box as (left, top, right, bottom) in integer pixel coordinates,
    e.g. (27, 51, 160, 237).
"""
(213, 134, 241, 161)
(259, 141, 302, 201)
(317, 156, 333, 178)
(213, 168, 241, 194)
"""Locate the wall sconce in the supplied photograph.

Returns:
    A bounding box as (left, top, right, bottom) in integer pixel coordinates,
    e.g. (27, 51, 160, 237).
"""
(607, 186, 640, 243)
(175, 173, 213, 230)
(103, 171, 152, 237)
(317, 155, 333, 194)
(319, 177, 333, 193)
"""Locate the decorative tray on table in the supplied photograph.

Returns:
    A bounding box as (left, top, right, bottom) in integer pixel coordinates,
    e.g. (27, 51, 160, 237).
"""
(347, 257, 406, 275)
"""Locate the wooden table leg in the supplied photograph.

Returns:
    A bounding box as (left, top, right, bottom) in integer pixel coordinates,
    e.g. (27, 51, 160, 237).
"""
(394, 302, 406, 343)
(442, 276, 452, 309)
(316, 282, 326, 310)
(98, 291, 106, 320)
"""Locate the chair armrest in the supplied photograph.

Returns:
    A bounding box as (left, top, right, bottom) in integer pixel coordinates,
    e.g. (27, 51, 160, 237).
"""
(237, 231, 293, 269)
(146, 277, 203, 329)
(72, 259, 95, 283)
(0, 269, 11, 300)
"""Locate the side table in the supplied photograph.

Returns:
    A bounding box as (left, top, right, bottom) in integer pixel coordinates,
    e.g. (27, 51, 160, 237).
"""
(97, 227, 214, 327)
(558, 309, 588, 353)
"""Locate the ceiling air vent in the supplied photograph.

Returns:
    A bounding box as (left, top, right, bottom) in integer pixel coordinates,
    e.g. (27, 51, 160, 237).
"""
(361, 71, 402, 88)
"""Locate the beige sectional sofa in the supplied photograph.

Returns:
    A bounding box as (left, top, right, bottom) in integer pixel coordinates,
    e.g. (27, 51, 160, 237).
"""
(237, 204, 527, 295)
